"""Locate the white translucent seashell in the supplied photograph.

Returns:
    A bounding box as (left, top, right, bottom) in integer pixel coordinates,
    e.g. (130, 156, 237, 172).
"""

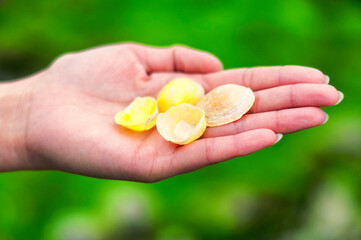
(156, 103, 207, 145)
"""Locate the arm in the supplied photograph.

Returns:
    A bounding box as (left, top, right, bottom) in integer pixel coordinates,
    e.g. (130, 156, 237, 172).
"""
(0, 78, 33, 171)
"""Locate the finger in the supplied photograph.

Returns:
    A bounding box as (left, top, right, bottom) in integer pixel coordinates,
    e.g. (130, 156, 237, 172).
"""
(250, 84, 339, 113)
(202, 66, 327, 92)
(127, 44, 222, 73)
(171, 129, 277, 176)
(203, 107, 327, 138)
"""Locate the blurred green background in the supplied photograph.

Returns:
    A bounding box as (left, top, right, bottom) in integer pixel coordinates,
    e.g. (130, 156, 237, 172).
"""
(0, 0, 361, 239)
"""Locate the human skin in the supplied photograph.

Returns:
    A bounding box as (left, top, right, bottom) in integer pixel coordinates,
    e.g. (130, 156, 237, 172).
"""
(0, 43, 342, 182)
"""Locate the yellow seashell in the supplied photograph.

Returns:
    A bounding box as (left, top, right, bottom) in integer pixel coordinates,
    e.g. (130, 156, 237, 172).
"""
(157, 77, 205, 113)
(114, 97, 158, 131)
(156, 103, 207, 145)
(196, 84, 255, 127)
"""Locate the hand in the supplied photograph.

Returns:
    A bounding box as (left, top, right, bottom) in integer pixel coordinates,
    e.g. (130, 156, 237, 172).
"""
(4, 43, 341, 182)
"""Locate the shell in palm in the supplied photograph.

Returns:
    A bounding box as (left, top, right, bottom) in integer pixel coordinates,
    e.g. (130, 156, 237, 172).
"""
(114, 97, 158, 131)
(156, 103, 207, 145)
(157, 78, 205, 113)
(196, 84, 255, 127)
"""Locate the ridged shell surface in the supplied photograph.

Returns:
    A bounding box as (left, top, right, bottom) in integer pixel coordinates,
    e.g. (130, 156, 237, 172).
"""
(196, 84, 255, 127)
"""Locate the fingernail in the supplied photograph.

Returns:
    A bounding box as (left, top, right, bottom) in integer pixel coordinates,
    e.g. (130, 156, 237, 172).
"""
(275, 134, 283, 144)
(219, 62, 224, 71)
(322, 112, 329, 124)
(335, 91, 344, 105)
(324, 75, 330, 84)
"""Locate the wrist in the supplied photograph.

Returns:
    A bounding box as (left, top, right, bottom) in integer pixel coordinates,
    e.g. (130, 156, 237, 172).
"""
(0, 76, 36, 172)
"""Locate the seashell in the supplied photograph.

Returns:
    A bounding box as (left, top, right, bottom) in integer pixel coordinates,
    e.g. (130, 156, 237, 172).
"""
(114, 97, 158, 131)
(156, 103, 207, 145)
(157, 77, 205, 113)
(196, 84, 255, 127)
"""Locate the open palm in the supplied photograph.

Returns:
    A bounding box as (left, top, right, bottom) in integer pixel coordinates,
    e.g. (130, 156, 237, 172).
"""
(26, 44, 340, 182)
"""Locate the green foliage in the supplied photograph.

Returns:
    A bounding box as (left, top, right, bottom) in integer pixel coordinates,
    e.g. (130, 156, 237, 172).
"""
(1, 0, 361, 239)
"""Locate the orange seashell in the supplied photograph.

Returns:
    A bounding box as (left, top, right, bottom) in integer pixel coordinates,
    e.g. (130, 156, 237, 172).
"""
(196, 84, 255, 127)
